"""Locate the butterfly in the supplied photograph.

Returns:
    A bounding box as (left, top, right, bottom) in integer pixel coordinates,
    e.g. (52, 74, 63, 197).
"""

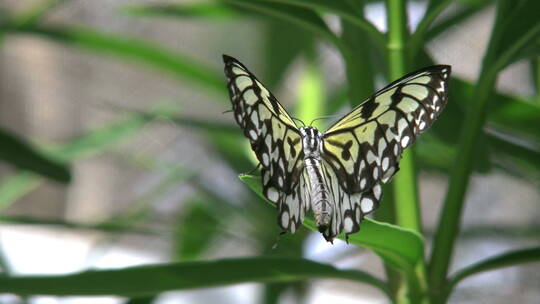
(223, 55, 450, 242)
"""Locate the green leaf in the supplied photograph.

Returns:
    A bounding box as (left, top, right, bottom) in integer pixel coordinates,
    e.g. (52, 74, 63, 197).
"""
(448, 246, 540, 291)
(174, 198, 226, 261)
(263, 18, 314, 88)
(325, 85, 349, 115)
(488, 0, 540, 71)
(239, 175, 424, 271)
(47, 115, 150, 161)
(0, 114, 151, 210)
(426, 76, 540, 175)
(0, 257, 389, 296)
(296, 55, 324, 126)
(487, 131, 540, 179)
(125, 296, 156, 304)
(488, 93, 540, 143)
(138, 111, 238, 134)
(0, 128, 70, 183)
(341, 18, 376, 106)
(532, 57, 540, 100)
(222, 0, 344, 50)
(123, 2, 238, 20)
(0, 173, 41, 211)
(11, 0, 71, 29)
(424, 0, 492, 42)
(0, 215, 161, 236)
(428, 1, 539, 296)
(258, 0, 385, 51)
(206, 131, 254, 173)
(409, 0, 453, 60)
(451, 77, 540, 175)
(108, 156, 192, 229)
(10, 25, 224, 96)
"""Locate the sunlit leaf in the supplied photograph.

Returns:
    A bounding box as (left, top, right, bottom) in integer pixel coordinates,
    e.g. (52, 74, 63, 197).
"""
(240, 175, 424, 271)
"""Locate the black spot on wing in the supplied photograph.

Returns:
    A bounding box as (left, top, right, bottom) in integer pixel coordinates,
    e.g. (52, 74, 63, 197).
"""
(359, 97, 378, 119)
(341, 140, 353, 161)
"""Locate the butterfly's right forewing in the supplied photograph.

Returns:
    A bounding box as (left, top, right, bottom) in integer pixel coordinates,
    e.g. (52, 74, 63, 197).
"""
(323, 65, 451, 194)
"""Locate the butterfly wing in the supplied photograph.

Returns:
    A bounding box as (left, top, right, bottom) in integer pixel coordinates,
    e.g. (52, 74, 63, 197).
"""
(223, 55, 308, 232)
(321, 65, 451, 236)
(320, 162, 382, 240)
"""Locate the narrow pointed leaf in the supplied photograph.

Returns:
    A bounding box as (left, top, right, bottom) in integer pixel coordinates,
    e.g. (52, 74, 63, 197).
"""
(448, 246, 540, 290)
(258, 0, 384, 50)
(11, 0, 71, 28)
(0, 115, 151, 210)
(222, 0, 343, 50)
(0, 128, 70, 183)
(123, 2, 238, 20)
(0, 257, 389, 296)
(10, 25, 224, 95)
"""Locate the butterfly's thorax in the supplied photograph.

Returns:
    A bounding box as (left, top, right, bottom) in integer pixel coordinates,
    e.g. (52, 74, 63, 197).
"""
(299, 127, 332, 231)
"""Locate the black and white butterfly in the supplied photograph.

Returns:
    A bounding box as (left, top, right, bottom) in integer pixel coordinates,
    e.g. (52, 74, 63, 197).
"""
(223, 55, 450, 242)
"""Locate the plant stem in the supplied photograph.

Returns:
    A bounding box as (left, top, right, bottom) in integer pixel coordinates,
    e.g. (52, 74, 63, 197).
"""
(373, 185, 401, 301)
(428, 68, 497, 303)
(427, 2, 519, 300)
(386, 1, 428, 303)
(386, 0, 423, 233)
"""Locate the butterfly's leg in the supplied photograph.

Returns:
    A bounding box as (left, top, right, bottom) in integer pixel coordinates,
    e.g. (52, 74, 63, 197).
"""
(271, 230, 288, 250)
(241, 163, 261, 176)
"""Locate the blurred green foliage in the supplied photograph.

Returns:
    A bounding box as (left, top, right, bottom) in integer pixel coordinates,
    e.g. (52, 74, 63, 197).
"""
(0, 0, 538, 304)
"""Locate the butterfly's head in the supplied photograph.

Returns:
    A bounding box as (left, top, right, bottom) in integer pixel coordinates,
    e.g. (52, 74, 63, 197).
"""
(299, 126, 324, 158)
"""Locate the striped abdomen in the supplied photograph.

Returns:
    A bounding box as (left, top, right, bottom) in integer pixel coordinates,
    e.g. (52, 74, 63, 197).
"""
(305, 157, 333, 231)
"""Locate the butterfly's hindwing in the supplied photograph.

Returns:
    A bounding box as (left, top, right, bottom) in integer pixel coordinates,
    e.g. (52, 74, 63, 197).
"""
(321, 160, 383, 240)
(276, 171, 310, 232)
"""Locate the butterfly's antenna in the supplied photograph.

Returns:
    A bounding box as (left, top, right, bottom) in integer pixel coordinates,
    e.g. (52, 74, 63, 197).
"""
(292, 117, 305, 126)
(222, 109, 234, 114)
(309, 115, 338, 127)
(271, 231, 287, 250)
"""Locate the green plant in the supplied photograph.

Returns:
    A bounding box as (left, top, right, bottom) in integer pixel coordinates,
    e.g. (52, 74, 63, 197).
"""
(0, 0, 538, 303)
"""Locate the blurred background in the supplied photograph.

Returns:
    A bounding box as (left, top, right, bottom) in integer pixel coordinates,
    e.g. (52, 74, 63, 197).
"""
(0, 0, 538, 303)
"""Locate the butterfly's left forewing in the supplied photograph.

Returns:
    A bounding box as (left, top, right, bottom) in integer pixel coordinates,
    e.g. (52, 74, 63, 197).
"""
(223, 55, 308, 232)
